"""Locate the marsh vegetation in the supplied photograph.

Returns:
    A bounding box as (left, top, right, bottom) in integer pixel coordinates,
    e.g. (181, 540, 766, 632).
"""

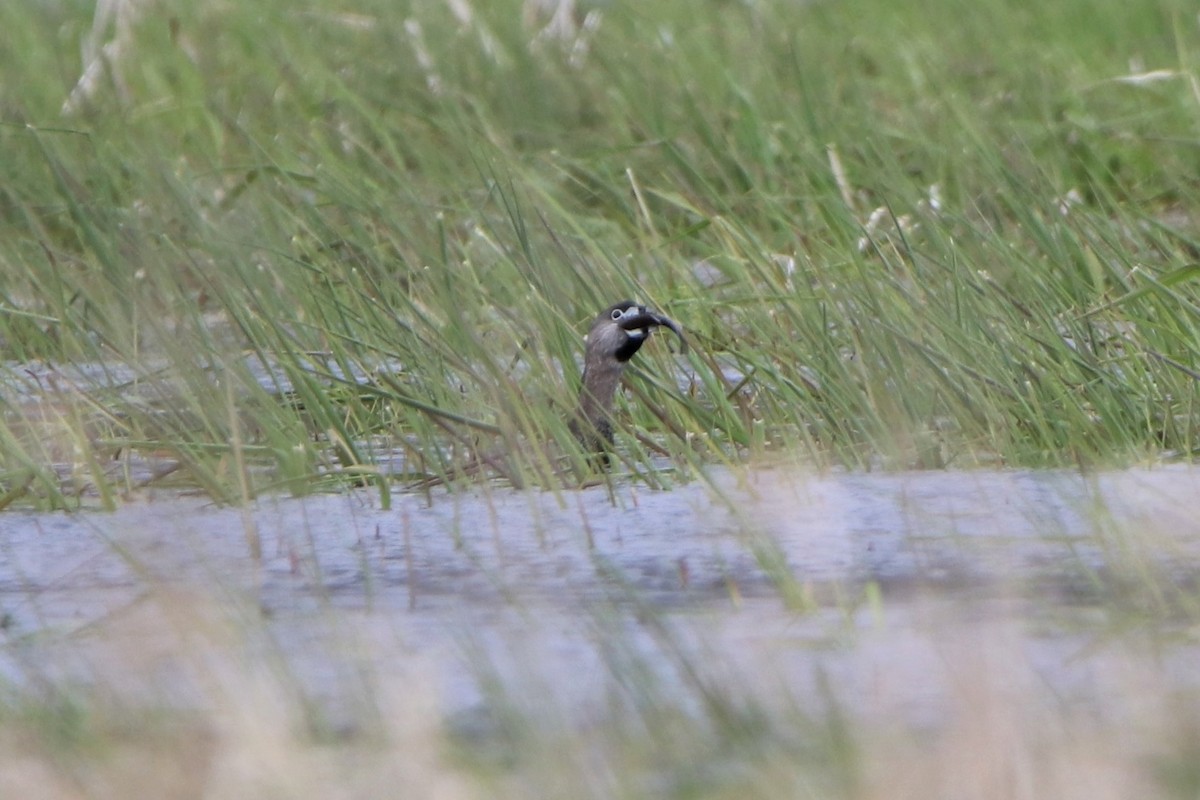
(4, 0, 1200, 505)
(2, 0, 1200, 797)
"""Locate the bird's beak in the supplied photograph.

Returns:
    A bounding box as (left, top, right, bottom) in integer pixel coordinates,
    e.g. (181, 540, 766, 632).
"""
(618, 307, 688, 353)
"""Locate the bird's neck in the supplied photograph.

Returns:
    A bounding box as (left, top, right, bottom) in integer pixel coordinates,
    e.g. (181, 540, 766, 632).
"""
(574, 360, 626, 447)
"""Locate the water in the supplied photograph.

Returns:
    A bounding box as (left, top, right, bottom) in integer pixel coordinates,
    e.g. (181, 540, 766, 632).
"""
(1, 464, 1198, 737)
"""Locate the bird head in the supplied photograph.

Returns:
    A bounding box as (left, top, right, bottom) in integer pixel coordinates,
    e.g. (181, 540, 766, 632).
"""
(584, 300, 687, 364)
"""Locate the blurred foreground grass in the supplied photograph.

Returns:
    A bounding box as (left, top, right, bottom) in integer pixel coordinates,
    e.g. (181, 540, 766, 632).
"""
(2, 561, 1198, 800)
(3, 0, 1200, 507)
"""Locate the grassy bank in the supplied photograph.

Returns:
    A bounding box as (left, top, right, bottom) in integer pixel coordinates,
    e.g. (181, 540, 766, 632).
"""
(2, 0, 1200, 506)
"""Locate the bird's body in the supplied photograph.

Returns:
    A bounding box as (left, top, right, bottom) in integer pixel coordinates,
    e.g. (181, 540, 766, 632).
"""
(570, 300, 685, 456)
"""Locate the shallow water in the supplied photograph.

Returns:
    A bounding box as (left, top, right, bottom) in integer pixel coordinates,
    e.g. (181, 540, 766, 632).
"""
(1, 464, 1198, 738)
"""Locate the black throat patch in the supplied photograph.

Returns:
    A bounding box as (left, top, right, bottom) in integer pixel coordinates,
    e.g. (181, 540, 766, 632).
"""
(613, 334, 647, 362)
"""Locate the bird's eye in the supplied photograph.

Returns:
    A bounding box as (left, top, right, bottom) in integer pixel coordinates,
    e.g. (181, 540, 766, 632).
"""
(610, 309, 624, 321)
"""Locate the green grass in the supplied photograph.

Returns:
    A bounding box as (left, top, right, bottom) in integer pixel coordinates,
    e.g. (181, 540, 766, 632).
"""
(3, 0, 1200, 506)
(6, 6, 1200, 796)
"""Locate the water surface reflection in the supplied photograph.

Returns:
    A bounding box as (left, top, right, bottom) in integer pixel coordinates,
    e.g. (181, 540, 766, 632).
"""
(2, 465, 1198, 737)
